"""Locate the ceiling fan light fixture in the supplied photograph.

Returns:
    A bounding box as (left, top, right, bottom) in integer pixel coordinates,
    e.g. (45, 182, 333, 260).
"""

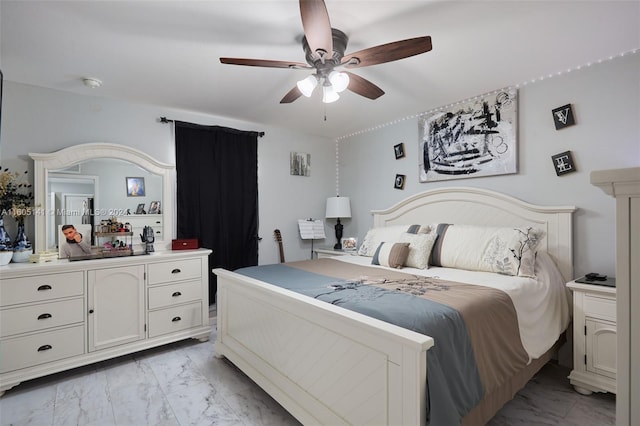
(328, 71, 349, 93)
(297, 75, 318, 97)
(322, 84, 340, 103)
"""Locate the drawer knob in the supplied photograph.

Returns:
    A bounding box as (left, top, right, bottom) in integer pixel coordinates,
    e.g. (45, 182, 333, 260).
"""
(37, 313, 52, 320)
(37, 285, 52, 291)
(89, 309, 94, 314)
(172, 291, 182, 297)
(172, 316, 181, 322)
(171, 268, 181, 274)
(37, 344, 53, 352)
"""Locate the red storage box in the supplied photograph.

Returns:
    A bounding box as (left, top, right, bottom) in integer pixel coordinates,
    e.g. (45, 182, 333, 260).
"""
(172, 239, 199, 250)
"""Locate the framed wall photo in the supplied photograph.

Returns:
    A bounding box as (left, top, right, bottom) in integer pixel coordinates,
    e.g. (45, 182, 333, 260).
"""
(135, 203, 146, 214)
(394, 174, 406, 190)
(148, 201, 161, 214)
(126, 177, 145, 197)
(394, 143, 405, 159)
(290, 152, 311, 176)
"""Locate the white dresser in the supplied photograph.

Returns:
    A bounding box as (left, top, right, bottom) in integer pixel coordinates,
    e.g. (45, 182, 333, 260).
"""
(567, 280, 617, 395)
(0, 248, 211, 396)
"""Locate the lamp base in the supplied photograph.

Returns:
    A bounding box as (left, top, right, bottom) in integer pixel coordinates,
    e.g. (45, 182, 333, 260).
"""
(333, 218, 343, 250)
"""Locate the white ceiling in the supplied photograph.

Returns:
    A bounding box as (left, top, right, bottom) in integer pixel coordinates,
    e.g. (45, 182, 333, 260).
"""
(1, 1, 638, 139)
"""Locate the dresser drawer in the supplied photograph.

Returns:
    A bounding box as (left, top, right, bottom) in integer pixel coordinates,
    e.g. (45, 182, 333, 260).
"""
(148, 280, 202, 310)
(0, 325, 85, 373)
(584, 294, 616, 321)
(0, 272, 84, 307)
(148, 302, 202, 338)
(148, 258, 201, 285)
(1, 298, 84, 337)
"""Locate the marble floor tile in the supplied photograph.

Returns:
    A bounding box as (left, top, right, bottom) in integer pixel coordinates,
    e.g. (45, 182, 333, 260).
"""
(0, 318, 615, 426)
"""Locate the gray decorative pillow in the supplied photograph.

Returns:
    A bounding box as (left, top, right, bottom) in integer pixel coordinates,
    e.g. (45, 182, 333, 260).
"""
(371, 242, 410, 269)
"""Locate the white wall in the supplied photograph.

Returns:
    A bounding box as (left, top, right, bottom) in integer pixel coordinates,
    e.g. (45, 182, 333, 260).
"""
(339, 53, 640, 278)
(0, 82, 335, 264)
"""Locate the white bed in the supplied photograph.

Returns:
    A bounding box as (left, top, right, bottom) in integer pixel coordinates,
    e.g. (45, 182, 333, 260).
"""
(213, 187, 576, 425)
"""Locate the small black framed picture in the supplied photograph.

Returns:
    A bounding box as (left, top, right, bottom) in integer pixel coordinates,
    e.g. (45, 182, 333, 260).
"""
(126, 177, 146, 197)
(135, 203, 146, 214)
(394, 174, 406, 190)
(552, 104, 576, 130)
(394, 143, 405, 159)
(551, 151, 577, 176)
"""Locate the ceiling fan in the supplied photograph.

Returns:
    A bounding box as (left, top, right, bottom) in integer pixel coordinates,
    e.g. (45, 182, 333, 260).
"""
(220, 0, 432, 104)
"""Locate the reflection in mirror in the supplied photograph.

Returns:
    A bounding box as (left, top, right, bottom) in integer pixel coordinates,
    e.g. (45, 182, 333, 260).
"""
(46, 159, 163, 250)
(30, 143, 174, 254)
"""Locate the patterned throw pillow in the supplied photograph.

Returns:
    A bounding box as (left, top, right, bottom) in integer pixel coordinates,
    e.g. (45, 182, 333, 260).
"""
(371, 242, 411, 269)
(398, 232, 438, 269)
(429, 224, 545, 277)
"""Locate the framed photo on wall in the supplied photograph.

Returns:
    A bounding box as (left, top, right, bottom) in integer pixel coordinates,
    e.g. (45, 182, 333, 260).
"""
(126, 177, 145, 197)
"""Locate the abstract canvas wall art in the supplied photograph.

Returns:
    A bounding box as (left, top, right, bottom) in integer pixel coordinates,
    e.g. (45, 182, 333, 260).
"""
(419, 88, 518, 182)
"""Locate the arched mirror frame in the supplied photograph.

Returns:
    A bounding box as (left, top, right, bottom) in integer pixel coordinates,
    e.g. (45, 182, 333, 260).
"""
(30, 142, 175, 253)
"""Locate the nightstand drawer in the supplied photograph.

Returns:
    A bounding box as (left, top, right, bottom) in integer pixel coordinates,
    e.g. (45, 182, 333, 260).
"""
(0, 325, 85, 373)
(148, 258, 201, 285)
(1, 298, 84, 337)
(0, 272, 84, 306)
(584, 294, 616, 321)
(148, 280, 202, 309)
(148, 302, 202, 337)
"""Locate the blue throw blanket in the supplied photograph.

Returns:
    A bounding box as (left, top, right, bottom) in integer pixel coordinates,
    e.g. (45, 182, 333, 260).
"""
(236, 263, 485, 425)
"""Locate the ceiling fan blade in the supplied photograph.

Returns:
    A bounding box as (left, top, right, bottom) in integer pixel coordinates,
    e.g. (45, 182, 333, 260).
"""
(344, 71, 384, 100)
(341, 36, 432, 68)
(280, 86, 303, 104)
(299, 0, 333, 60)
(220, 57, 310, 70)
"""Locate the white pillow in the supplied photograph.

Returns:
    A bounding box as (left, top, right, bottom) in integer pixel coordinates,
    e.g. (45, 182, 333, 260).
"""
(430, 224, 545, 277)
(398, 232, 437, 269)
(358, 225, 414, 257)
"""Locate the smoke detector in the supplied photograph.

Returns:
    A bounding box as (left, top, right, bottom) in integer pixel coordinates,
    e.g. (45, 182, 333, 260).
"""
(82, 77, 102, 88)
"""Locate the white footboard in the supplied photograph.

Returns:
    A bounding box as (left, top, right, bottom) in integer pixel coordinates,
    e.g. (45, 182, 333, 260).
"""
(214, 268, 434, 426)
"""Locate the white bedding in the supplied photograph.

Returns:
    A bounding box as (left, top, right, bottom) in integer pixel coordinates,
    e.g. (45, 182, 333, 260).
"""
(329, 251, 570, 361)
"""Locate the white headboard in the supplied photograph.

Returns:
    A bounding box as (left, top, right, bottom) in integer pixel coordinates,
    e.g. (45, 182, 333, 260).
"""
(372, 187, 576, 281)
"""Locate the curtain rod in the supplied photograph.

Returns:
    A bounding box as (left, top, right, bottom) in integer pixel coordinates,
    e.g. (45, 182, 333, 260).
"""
(158, 117, 265, 137)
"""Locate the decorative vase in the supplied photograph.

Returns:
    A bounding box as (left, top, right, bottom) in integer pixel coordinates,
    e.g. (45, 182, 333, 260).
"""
(0, 218, 12, 251)
(12, 221, 33, 263)
(0, 251, 12, 266)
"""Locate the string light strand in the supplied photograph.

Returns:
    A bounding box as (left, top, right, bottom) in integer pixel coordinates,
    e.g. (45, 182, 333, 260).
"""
(336, 48, 639, 141)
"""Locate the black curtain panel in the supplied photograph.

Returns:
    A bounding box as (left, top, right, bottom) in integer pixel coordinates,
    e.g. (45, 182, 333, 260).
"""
(175, 121, 259, 304)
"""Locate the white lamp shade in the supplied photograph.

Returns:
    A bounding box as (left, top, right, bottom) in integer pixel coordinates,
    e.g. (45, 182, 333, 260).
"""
(325, 196, 351, 218)
(328, 71, 350, 93)
(322, 85, 340, 103)
(297, 75, 318, 97)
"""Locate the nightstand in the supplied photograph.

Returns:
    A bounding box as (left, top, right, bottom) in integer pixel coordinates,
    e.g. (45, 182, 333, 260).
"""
(314, 248, 351, 259)
(566, 279, 617, 395)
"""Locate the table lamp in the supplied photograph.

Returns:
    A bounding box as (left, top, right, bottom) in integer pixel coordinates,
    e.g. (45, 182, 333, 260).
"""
(325, 196, 351, 249)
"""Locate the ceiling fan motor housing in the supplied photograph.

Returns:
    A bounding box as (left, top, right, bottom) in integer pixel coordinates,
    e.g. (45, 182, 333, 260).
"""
(302, 28, 349, 77)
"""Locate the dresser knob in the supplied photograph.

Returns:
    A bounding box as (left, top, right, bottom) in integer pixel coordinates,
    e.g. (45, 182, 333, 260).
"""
(171, 268, 181, 274)
(171, 316, 181, 322)
(37, 345, 53, 352)
(37, 313, 52, 320)
(172, 291, 182, 297)
(37, 285, 52, 291)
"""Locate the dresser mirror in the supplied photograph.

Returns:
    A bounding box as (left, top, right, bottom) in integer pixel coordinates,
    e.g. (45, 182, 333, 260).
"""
(30, 143, 174, 253)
